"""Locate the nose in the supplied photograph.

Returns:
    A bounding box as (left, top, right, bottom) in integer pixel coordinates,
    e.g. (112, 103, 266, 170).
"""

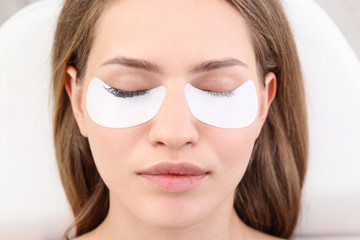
(148, 85, 199, 149)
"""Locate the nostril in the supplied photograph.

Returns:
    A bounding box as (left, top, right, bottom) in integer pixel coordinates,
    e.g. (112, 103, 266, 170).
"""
(151, 136, 197, 149)
(155, 141, 166, 147)
(147, 104, 200, 149)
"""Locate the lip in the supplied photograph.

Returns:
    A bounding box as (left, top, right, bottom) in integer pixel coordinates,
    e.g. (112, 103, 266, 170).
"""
(138, 162, 209, 192)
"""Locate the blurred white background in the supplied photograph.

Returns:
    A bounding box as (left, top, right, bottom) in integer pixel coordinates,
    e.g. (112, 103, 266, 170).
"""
(1, 0, 360, 59)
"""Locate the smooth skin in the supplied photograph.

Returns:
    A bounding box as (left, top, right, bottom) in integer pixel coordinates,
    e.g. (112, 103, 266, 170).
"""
(65, 0, 279, 239)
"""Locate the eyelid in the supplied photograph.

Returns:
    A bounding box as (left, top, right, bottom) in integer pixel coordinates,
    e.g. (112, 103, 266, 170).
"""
(104, 86, 150, 98)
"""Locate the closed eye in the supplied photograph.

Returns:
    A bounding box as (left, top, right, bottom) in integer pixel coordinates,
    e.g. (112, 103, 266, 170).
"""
(104, 86, 149, 98)
(201, 89, 235, 97)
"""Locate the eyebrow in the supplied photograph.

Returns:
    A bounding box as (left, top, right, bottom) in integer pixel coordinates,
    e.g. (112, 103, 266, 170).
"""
(189, 58, 248, 73)
(102, 57, 161, 73)
(101, 56, 248, 74)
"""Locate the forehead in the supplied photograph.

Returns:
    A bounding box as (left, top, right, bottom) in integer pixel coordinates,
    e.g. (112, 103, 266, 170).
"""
(90, 0, 255, 74)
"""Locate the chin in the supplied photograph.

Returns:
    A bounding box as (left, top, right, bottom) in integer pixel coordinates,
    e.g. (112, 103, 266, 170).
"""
(142, 213, 203, 230)
(136, 197, 209, 229)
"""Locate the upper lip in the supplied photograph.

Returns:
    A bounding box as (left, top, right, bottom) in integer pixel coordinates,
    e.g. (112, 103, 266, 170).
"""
(138, 162, 209, 175)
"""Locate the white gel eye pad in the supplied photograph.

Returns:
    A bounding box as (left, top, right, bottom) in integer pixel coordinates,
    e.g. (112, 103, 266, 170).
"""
(86, 77, 166, 128)
(87, 77, 258, 129)
(184, 80, 258, 129)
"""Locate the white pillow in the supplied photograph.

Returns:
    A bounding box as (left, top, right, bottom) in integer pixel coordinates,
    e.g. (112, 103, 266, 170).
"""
(0, 0, 359, 239)
(283, 0, 360, 237)
(0, 1, 72, 239)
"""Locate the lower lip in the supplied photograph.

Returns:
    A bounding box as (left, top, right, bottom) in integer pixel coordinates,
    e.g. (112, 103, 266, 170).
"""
(139, 173, 207, 192)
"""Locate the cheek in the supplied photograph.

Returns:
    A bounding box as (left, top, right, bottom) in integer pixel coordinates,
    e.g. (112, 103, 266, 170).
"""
(223, 131, 255, 170)
(85, 121, 147, 184)
(205, 125, 258, 184)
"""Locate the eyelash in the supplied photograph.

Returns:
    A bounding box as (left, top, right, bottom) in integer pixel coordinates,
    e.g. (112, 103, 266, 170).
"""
(104, 86, 149, 98)
(104, 86, 234, 98)
(202, 89, 235, 97)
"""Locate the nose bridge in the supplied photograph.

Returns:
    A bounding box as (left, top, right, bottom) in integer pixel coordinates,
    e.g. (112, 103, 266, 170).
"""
(148, 83, 199, 148)
(161, 83, 189, 115)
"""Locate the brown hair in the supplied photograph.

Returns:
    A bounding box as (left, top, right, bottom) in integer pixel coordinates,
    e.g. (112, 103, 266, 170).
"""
(51, 0, 308, 239)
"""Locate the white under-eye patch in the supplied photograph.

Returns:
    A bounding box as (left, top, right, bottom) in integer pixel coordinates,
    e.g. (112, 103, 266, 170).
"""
(86, 77, 166, 128)
(184, 80, 258, 128)
(86, 77, 258, 129)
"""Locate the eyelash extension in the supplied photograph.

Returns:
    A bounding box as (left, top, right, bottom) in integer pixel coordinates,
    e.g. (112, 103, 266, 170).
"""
(202, 89, 235, 97)
(104, 86, 233, 98)
(104, 86, 149, 98)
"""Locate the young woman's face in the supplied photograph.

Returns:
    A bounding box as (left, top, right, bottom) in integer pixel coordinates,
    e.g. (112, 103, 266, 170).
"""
(67, 0, 275, 229)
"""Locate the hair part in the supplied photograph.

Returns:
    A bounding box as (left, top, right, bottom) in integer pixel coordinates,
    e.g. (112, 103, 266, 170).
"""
(51, 0, 308, 238)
